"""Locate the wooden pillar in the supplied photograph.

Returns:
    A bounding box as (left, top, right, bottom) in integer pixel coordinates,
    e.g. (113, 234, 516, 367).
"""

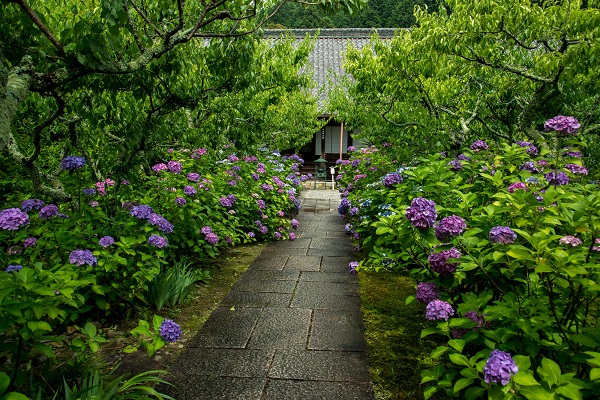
(320, 127, 326, 159)
(339, 122, 344, 161)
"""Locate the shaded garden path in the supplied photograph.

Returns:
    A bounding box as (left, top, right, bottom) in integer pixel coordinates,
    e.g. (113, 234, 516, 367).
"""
(162, 189, 374, 399)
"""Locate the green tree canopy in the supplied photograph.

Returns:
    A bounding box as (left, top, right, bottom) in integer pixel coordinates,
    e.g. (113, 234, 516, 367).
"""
(0, 0, 365, 201)
(329, 0, 600, 162)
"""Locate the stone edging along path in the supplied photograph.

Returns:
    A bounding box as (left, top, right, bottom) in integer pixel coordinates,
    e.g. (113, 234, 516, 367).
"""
(161, 189, 374, 399)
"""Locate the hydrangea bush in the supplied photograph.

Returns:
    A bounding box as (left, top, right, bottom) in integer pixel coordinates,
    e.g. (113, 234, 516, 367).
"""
(336, 117, 600, 398)
(0, 145, 305, 385)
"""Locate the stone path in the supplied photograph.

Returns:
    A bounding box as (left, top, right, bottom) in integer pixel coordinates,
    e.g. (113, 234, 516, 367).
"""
(163, 189, 374, 399)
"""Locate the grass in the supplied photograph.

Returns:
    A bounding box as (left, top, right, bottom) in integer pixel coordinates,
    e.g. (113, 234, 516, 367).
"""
(358, 270, 440, 400)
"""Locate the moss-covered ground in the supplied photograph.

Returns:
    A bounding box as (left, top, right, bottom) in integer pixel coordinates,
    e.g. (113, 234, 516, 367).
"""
(358, 270, 440, 399)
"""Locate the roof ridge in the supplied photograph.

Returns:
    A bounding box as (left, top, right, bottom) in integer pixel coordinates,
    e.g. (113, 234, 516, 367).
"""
(262, 28, 399, 39)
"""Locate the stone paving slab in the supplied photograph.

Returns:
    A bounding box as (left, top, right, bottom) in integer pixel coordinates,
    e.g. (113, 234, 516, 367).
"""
(321, 255, 354, 272)
(167, 376, 267, 400)
(230, 278, 297, 293)
(283, 255, 322, 271)
(262, 380, 374, 400)
(221, 291, 293, 308)
(300, 271, 357, 283)
(164, 189, 373, 399)
(187, 307, 261, 349)
(247, 254, 289, 270)
(291, 291, 362, 311)
(268, 349, 371, 381)
(246, 308, 312, 349)
(170, 348, 275, 378)
(308, 309, 368, 351)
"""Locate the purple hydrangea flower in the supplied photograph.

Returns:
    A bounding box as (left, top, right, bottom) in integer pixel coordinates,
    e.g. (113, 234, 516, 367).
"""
(464, 311, 487, 329)
(289, 232, 296, 241)
(23, 237, 37, 247)
(349, 207, 359, 216)
(186, 172, 200, 182)
(428, 247, 461, 275)
(382, 172, 403, 188)
(20, 199, 45, 212)
(260, 184, 273, 191)
(69, 249, 98, 266)
(257, 200, 266, 209)
(457, 154, 471, 161)
(148, 213, 173, 233)
(159, 319, 182, 342)
(183, 185, 196, 196)
(99, 236, 115, 247)
(201, 226, 212, 235)
(351, 159, 361, 167)
(349, 261, 359, 274)
(507, 182, 528, 193)
(248, 232, 256, 238)
(545, 171, 569, 186)
(425, 300, 455, 321)
(227, 194, 237, 204)
(83, 188, 96, 196)
(89, 201, 99, 207)
(338, 198, 352, 216)
(39, 204, 59, 219)
(61, 156, 86, 170)
(434, 216, 466, 240)
(565, 164, 588, 175)
(447, 159, 462, 171)
(148, 235, 168, 248)
(489, 226, 517, 244)
(291, 219, 299, 229)
(219, 197, 232, 207)
(205, 233, 219, 245)
(5, 264, 23, 273)
(274, 232, 282, 240)
(130, 205, 154, 219)
(167, 161, 182, 173)
(0, 208, 30, 230)
(416, 282, 440, 304)
(564, 150, 581, 158)
(544, 115, 580, 135)
(526, 145, 539, 156)
(470, 140, 489, 151)
(259, 226, 268, 235)
(520, 162, 539, 173)
(559, 236, 582, 247)
(484, 349, 519, 386)
(406, 197, 437, 229)
(152, 163, 168, 172)
(175, 197, 186, 206)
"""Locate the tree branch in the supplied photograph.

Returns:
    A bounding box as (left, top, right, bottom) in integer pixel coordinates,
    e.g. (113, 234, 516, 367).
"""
(10, 0, 66, 57)
(27, 91, 65, 163)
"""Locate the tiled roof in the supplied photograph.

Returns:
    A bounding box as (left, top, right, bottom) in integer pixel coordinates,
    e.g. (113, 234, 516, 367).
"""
(262, 28, 397, 113)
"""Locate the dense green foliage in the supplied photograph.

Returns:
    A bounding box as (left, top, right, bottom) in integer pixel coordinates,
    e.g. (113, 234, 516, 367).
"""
(0, 146, 306, 396)
(338, 122, 600, 398)
(268, 0, 439, 28)
(330, 0, 600, 175)
(0, 0, 366, 202)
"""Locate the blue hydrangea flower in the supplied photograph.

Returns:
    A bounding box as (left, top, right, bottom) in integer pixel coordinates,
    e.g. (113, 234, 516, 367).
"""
(61, 156, 86, 170)
(99, 236, 115, 248)
(69, 249, 97, 266)
(21, 199, 45, 212)
(5, 264, 23, 273)
(130, 205, 154, 219)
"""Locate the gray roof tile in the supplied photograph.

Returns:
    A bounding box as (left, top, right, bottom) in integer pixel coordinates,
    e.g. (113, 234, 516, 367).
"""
(262, 29, 396, 111)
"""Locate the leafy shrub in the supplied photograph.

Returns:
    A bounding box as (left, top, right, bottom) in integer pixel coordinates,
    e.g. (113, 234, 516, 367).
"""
(146, 259, 209, 311)
(338, 117, 600, 398)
